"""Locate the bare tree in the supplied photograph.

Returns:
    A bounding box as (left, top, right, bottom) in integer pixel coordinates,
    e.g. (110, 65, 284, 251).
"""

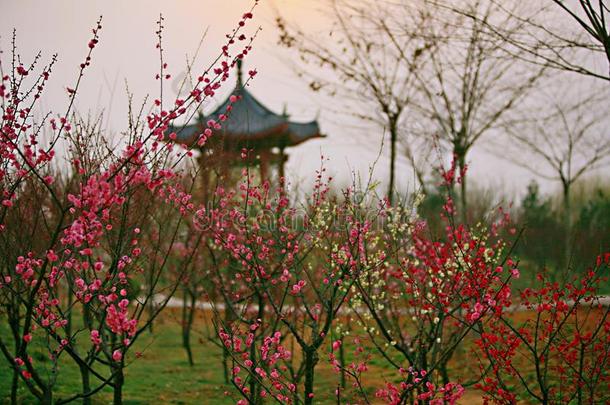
(552, 1, 610, 70)
(499, 86, 610, 263)
(449, 0, 610, 81)
(395, 0, 548, 219)
(276, 0, 436, 204)
(277, 0, 547, 216)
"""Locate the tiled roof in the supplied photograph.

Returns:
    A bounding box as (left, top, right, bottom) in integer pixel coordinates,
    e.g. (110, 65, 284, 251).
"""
(171, 78, 323, 149)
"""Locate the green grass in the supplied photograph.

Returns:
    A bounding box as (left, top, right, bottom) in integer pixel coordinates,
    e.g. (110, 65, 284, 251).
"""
(0, 312, 386, 404)
(0, 314, 236, 404)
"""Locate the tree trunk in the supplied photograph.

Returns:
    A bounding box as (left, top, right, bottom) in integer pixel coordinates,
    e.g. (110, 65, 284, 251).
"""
(79, 361, 92, 405)
(41, 388, 53, 405)
(113, 366, 124, 405)
(181, 289, 196, 367)
(304, 349, 319, 405)
(388, 120, 398, 205)
(248, 340, 260, 405)
(457, 152, 468, 223)
(440, 361, 450, 386)
(10, 367, 18, 404)
(439, 343, 456, 386)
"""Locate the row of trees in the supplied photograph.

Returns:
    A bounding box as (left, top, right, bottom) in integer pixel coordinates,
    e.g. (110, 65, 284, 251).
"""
(0, 5, 260, 404)
(1, 1, 609, 404)
(174, 154, 610, 404)
(276, 0, 610, 222)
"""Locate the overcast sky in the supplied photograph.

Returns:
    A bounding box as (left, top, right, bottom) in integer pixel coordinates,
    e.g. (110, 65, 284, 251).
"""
(2, 0, 602, 202)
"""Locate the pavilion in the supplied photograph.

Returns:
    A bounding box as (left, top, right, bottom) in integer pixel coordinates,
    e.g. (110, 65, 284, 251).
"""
(169, 61, 323, 199)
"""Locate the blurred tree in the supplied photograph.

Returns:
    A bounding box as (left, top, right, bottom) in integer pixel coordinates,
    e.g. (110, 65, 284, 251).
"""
(277, 0, 547, 216)
(451, 0, 610, 81)
(276, 0, 437, 204)
(500, 88, 610, 265)
(517, 181, 563, 270)
(399, 0, 548, 220)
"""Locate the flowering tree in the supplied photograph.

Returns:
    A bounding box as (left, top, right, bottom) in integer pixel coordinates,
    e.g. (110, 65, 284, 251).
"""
(0, 4, 260, 404)
(324, 163, 516, 404)
(1, 1, 609, 404)
(475, 253, 610, 404)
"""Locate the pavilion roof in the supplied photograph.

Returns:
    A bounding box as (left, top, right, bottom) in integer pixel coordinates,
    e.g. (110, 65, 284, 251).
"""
(170, 64, 323, 149)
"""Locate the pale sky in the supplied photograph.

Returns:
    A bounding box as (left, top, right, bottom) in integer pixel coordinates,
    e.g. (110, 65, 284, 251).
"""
(1, 0, 595, 201)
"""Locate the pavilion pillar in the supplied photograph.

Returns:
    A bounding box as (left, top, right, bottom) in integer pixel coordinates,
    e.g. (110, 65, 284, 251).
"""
(278, 147, 287, 195)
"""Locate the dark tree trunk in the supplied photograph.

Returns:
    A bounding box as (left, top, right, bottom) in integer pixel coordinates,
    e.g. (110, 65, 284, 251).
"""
(10, 368, 18, 404)
(457, 152, 468, 224)
(181, 289, 196, 366)
(303, 349, 319, 405)
(41, 388, 53, 405)
(388, 120, 398, 205)
(79, 362, 92, 405)
(112, 365, 124, 405)
(248, 339, 260, 405)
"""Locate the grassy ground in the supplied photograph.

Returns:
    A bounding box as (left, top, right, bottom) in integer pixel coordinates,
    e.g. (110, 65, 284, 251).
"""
(7, 302, 608, 404)
(0, 309, 417, 404)
(1, 311, 235, 404)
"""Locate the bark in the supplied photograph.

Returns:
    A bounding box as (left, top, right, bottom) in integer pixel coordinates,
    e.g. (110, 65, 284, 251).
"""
(41, 388, 53, 405)
(181, 289, 196, 366)
(10, 368, 18, 404)
(304, 349, 319, 405)
(112, 366, 124, 405)
(388, 119, 398, 205)
(457, 152, 468, 224)
(79, 362, 92, 405)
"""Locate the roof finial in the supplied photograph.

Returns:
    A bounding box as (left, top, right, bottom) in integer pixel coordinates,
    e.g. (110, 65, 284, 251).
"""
(236, 59, 243, 88)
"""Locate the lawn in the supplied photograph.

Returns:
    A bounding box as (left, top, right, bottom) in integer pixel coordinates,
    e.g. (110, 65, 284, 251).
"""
(1, 310, 233, 404)
(5, 301, 607, 404)
(0, 309, 408, 404)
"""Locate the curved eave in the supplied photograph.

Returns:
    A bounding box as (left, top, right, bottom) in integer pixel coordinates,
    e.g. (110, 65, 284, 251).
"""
(287, 132, 325, 147)
(165, 86, 325, 148)
(285, 120, 324, 147)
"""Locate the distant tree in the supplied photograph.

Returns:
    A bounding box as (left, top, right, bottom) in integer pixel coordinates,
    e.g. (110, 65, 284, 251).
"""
(516, 182, 563, 270)
(276, 0, 436, 204)
(452, 0, 610, 81)
(403, 0, 548, 220)
(501, 88, 610, 265)
(277, 0, 547, 216)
